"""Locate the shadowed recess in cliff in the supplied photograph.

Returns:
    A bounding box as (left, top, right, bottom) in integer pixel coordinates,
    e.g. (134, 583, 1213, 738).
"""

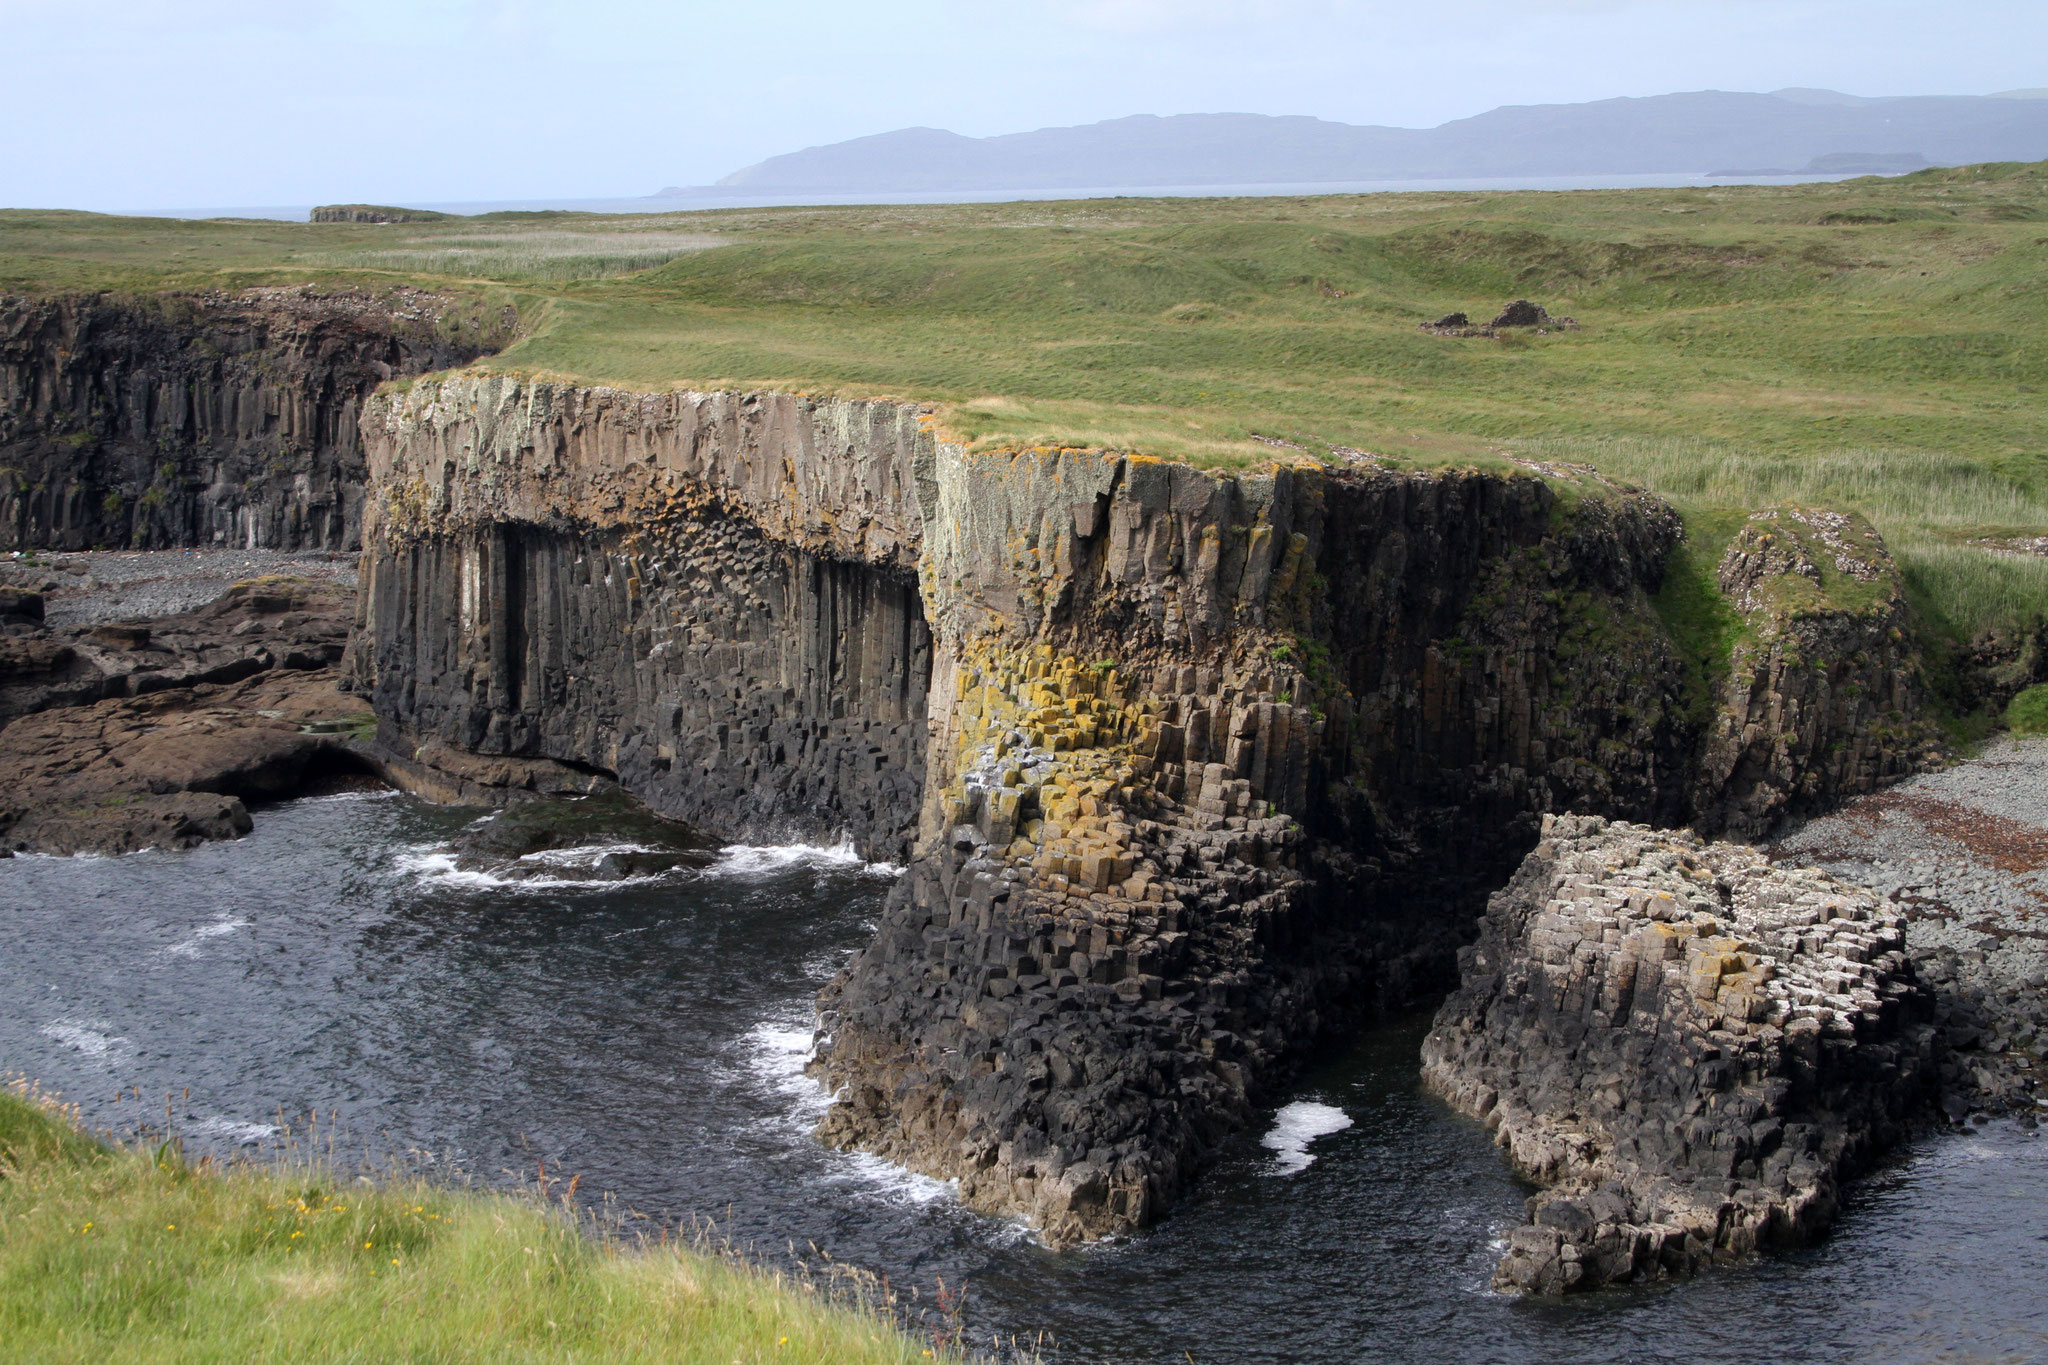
(360, 519, 932, 863)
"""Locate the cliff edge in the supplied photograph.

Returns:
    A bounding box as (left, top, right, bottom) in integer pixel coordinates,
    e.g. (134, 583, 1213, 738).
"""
(349, 371, 1945, 1246)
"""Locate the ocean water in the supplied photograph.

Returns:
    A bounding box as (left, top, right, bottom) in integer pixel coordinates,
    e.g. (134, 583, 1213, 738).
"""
(124, 171, 1881, 222)
(3, 792, 2043, 1364)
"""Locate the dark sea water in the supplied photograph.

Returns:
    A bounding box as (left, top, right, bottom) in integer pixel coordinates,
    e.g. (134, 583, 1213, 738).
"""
(4, 792, 2044, 1365)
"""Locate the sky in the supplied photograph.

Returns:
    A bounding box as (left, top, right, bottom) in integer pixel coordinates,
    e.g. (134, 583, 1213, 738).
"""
(2, 0, 2042, 212)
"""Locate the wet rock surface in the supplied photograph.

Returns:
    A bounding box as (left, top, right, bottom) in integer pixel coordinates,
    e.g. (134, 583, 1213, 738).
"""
(449, 789, 713, 882)
(0, 575, 369, 855)
(1423, 814, 1936, 1294)
(1770, 736, 2048, 1127)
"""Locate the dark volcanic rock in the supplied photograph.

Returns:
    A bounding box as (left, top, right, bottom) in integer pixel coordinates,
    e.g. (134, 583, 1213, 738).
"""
(0, 575, 354, 727)
(0, 288, 510, 551)
(354, 375, 1951, 1248)
(0, 575, 370, 855)
(0, 586, 43, 626)
(1490, 299, 1552, 328)
(1696, 508, 1943, 838)
(1423, 815, 1936, 1293)
(449, 789, 712, 881)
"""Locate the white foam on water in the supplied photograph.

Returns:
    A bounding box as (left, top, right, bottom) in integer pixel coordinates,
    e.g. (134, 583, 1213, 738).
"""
(163, 916, 250, 958)
(740, 1019, 830, 1118)
(831, 1151, 959, 1206)
(1261, 1100, 1354, 1175)
(701, 839, 879, 881)
(391, 845, 669, 892)
(38, 1020, 133, 1066)
(187, 1116, 280, 1146)
(517, 843, 665, 869)
(735, 1016, 957, 1208)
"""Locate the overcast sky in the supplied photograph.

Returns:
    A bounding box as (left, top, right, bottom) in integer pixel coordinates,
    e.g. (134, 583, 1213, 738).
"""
(3, 0, 2041, 212)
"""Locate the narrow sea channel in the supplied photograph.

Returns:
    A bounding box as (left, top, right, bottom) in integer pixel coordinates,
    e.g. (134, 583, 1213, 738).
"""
(4, 792, 2043, 1364)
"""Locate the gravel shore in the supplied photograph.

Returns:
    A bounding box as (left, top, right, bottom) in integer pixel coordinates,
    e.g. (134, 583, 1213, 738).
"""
(1770, 736, 2048, 1124)
(1, 549, 358, 627)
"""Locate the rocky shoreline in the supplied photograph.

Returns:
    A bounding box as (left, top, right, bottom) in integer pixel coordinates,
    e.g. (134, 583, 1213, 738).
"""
(338, 374, 1974, 1251)
(1768, 738, 2048, 1127)
(0, 516, 2039, 1301)
(1422, 815, 1936, 1293)
(6, 349, 2041, 1286)
(0, 552, 370, 856)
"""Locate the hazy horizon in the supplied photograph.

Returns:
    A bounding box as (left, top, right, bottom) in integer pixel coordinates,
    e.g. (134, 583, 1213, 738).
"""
(3, 1, 2042, 213)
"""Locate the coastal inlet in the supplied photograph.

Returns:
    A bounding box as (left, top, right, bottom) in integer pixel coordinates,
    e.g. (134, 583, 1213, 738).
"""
(3, 794, 2043, 1364)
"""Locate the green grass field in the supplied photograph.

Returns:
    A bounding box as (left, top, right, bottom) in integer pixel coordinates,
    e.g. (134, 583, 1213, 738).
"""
(4, 162, 2046, 634)
(0, 1081, 966, 1364)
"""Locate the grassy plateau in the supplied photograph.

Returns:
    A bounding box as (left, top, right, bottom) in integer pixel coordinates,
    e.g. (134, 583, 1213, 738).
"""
(0, 1081, 966, 1364)
(3, 162, 2046, 634)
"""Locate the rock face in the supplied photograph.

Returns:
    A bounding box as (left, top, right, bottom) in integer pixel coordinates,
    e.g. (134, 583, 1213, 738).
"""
(0, 577, 368, 855)
(352, 372, 1947, 1246)
(354, 380, 933, 861)
(1766, 737, 2048, 1126)
(309, 205, 451, 224)
(0, 288, 509, 552)
(1699, 507, 1943, 837)
(1422, 814, 1936, 1293)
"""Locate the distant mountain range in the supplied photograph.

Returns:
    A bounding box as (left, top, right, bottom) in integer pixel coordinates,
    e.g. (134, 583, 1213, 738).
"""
(663, 89, 2048, 196)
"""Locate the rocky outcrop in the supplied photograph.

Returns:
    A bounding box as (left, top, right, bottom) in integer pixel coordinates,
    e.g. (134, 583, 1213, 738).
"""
(812, 457, 1708, 1244)
(1698, 507, 1944, 838)
(352, 371, 1948, 1247)
(1422, 815, 1935, 1293)
(309, 205, 451, 224)
(0, 577, 369, 855)
(0, 288, 509, 552)
(353, 380, 933, 862)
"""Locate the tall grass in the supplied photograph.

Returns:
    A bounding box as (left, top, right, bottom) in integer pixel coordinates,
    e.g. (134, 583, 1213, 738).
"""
(0, 1080, 980, 1364)
(311, 231, 727, 282)
(1515, 434, 2048, 635)
(1514, 435, 2048, 530)
(1895, 540, 2048, 637)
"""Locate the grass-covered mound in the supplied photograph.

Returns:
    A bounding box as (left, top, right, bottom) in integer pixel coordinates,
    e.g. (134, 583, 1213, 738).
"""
(2005, 683, 2048, 735)
(0, 1082, 957, 1364)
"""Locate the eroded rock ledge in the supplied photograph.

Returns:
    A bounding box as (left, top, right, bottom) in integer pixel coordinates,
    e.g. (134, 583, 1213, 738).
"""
(1422, 815, 1935, 1293)
(352, 372, 1948, 1246)
(0, 576, 367, 855)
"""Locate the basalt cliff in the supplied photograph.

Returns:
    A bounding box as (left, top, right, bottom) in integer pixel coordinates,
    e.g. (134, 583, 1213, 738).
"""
(0, 288, 509, 551)
(344, 371, 1944, 1247)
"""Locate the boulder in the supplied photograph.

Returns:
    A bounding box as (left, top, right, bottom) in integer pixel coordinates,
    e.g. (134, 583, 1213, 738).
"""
(1489, 299, 1551, 328)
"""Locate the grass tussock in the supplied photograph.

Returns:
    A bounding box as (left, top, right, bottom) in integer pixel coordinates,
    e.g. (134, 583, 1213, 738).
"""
(0, 1081, 973, 1365)
(2005, 683, 2048, 734)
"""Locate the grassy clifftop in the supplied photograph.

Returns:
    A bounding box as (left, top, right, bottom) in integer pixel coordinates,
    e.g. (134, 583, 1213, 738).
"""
(4, 164, 2047, 634)
(0, 1083, 958, 1364)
